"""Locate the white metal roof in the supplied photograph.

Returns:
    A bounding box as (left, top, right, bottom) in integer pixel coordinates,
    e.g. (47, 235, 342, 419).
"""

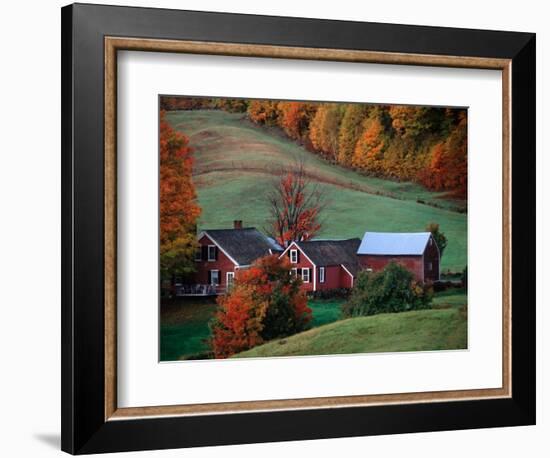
(357, 232, 432, 256)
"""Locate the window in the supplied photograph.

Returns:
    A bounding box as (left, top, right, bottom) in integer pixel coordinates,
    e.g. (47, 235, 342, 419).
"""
(290, 249, 298, 264)
(428, 262, 433, 271)
(429, 238, 433, 246)
(194, 248, 202, 261)
(319, 267, 325, 283)
(207, 245, 216, 261)
(210, 270, 219, 285)
(226, 272, 235, 289)
(302, 268, 310, 283)
(291, 268, 298, 277)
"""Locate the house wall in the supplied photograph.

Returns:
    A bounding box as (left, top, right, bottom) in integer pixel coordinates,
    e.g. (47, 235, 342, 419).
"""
(339, 267, 354, 288)
(423, 237, 440, 281)
(194, 234, 238, 291)
(358, 254, 424, 282)
(284, 246, 315, 292)
(317, 265, 341, 291)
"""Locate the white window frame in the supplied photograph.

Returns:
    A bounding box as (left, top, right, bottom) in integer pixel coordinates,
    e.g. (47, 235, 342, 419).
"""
(207, 245, 216, 262)
(290, 249, 298, 264)
(291, 268, 298, 277)
(302, 268, 310, 283)
(226, 271, 235, 288)
(319, 266, 325, 283)
(428, 262, 433, 271)
(210, 269, 219, 285)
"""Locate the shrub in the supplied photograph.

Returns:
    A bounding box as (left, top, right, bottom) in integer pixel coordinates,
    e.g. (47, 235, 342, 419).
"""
(342, 262, 432, 318)
(308, 288, 351, 300)
(210, 255, 311, 358)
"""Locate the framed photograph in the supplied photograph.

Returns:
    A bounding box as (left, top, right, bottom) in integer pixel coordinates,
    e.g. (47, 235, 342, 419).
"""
(61, 3, 536, 454)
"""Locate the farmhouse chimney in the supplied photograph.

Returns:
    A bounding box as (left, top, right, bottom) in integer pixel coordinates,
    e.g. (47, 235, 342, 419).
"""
(233, 220, 243, 229)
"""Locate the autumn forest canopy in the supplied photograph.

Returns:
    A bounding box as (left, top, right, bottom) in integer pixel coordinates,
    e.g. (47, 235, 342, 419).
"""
(160, 96, 467, 199)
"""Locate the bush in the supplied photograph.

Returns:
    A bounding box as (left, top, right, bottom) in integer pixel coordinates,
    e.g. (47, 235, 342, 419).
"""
(210, 255, 311, 358)
(308, 288, 351, 300)
(342, 262, 432, 318)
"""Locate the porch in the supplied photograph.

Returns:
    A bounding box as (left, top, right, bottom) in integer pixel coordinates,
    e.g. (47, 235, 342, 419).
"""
(174, 284, 225, 297)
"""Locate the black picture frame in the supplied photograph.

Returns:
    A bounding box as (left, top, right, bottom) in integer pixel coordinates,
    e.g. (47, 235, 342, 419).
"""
(61, 3, 536, 454)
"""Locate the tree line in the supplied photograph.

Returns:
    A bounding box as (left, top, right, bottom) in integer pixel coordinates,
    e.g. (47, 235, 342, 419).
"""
(160, 96, 467, 199)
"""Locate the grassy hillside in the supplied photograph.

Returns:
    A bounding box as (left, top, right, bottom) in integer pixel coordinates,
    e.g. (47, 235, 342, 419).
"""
(167, 110, 467, 272)
(233, 307, 468, 358)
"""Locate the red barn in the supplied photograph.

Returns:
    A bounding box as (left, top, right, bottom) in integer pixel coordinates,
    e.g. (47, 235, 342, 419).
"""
(180, 222, 282, 296)
(356, 232, 440, 282)
(278, 239, 361, 292)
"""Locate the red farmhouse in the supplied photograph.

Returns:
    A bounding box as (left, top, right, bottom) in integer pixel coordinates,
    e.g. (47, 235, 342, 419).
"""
(185, 221, 282, 295)
(278, 239, 361, 292)
(356, 231, 440, 282)
(180, 223, 440, 296)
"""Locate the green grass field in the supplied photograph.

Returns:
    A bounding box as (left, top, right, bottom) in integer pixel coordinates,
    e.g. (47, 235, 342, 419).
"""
(166, 110, 467, 272)
(233, 307, 467, 358)
(160, 290, 466, 361)
(160, 297, 344, 361)
(160, 298, 217, 361)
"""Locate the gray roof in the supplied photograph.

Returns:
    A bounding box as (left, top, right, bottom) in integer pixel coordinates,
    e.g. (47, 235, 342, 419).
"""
(297, 238, 361, 274)
(357, 232, 432, 256)
(201, 228, 282, 265)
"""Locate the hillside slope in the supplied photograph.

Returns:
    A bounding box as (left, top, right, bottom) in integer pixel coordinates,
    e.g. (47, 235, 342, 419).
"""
(233, 307, 467, 359)
(167, 110, 467, 271)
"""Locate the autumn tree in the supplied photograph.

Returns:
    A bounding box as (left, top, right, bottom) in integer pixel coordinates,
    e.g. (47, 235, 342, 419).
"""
(277, 101, 317, 142)
(338, 104, 369, 166)
(265, 162, 326, 247)
(309, 103, 345, 160)
(426, 222, 448, 257)
(389, 105, 451, 142)
(210, 255, 311, 358)
(419, 111, 467, 198)
(352, 116, 386, 174)
(247, 100, 280, 125)
(159, 111, 201, 282)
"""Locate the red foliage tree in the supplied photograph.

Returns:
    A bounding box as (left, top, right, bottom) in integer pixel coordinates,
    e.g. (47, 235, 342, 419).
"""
(265, 162, 326, 247)
(211, 255, 311, 358)
(159, 111, 201, 280)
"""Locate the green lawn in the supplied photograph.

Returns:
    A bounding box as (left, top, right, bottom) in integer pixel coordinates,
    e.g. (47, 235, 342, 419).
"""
(160, 290, 466, 361)
(233, 307, 468, 359)
(432, 288, 467, 308)
(160, 297, 344, 361)
(160, 298, 217, 361)
(166, 110, 467, 272)
(308, 298, 344, 327)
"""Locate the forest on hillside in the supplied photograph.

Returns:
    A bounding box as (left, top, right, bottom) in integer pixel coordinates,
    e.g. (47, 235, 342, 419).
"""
(160, 96, 468, 199)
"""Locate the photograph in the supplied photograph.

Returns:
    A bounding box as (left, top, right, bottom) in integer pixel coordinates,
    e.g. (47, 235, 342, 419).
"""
(159, 96, 468, 361)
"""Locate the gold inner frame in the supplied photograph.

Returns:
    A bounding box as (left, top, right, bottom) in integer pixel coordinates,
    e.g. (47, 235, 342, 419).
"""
(104, 37, 512, 421)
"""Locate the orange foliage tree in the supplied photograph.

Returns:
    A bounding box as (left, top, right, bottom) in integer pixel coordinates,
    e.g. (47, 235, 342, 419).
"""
(265, 162, 326, 247)
(277, 101, 317, 142)
(159, 111, 201, 280)
(352, 116, 386, 174)
(210, 255, 311, 358)
(419, 112, 467, 198)
(247, 100, 280, 125)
